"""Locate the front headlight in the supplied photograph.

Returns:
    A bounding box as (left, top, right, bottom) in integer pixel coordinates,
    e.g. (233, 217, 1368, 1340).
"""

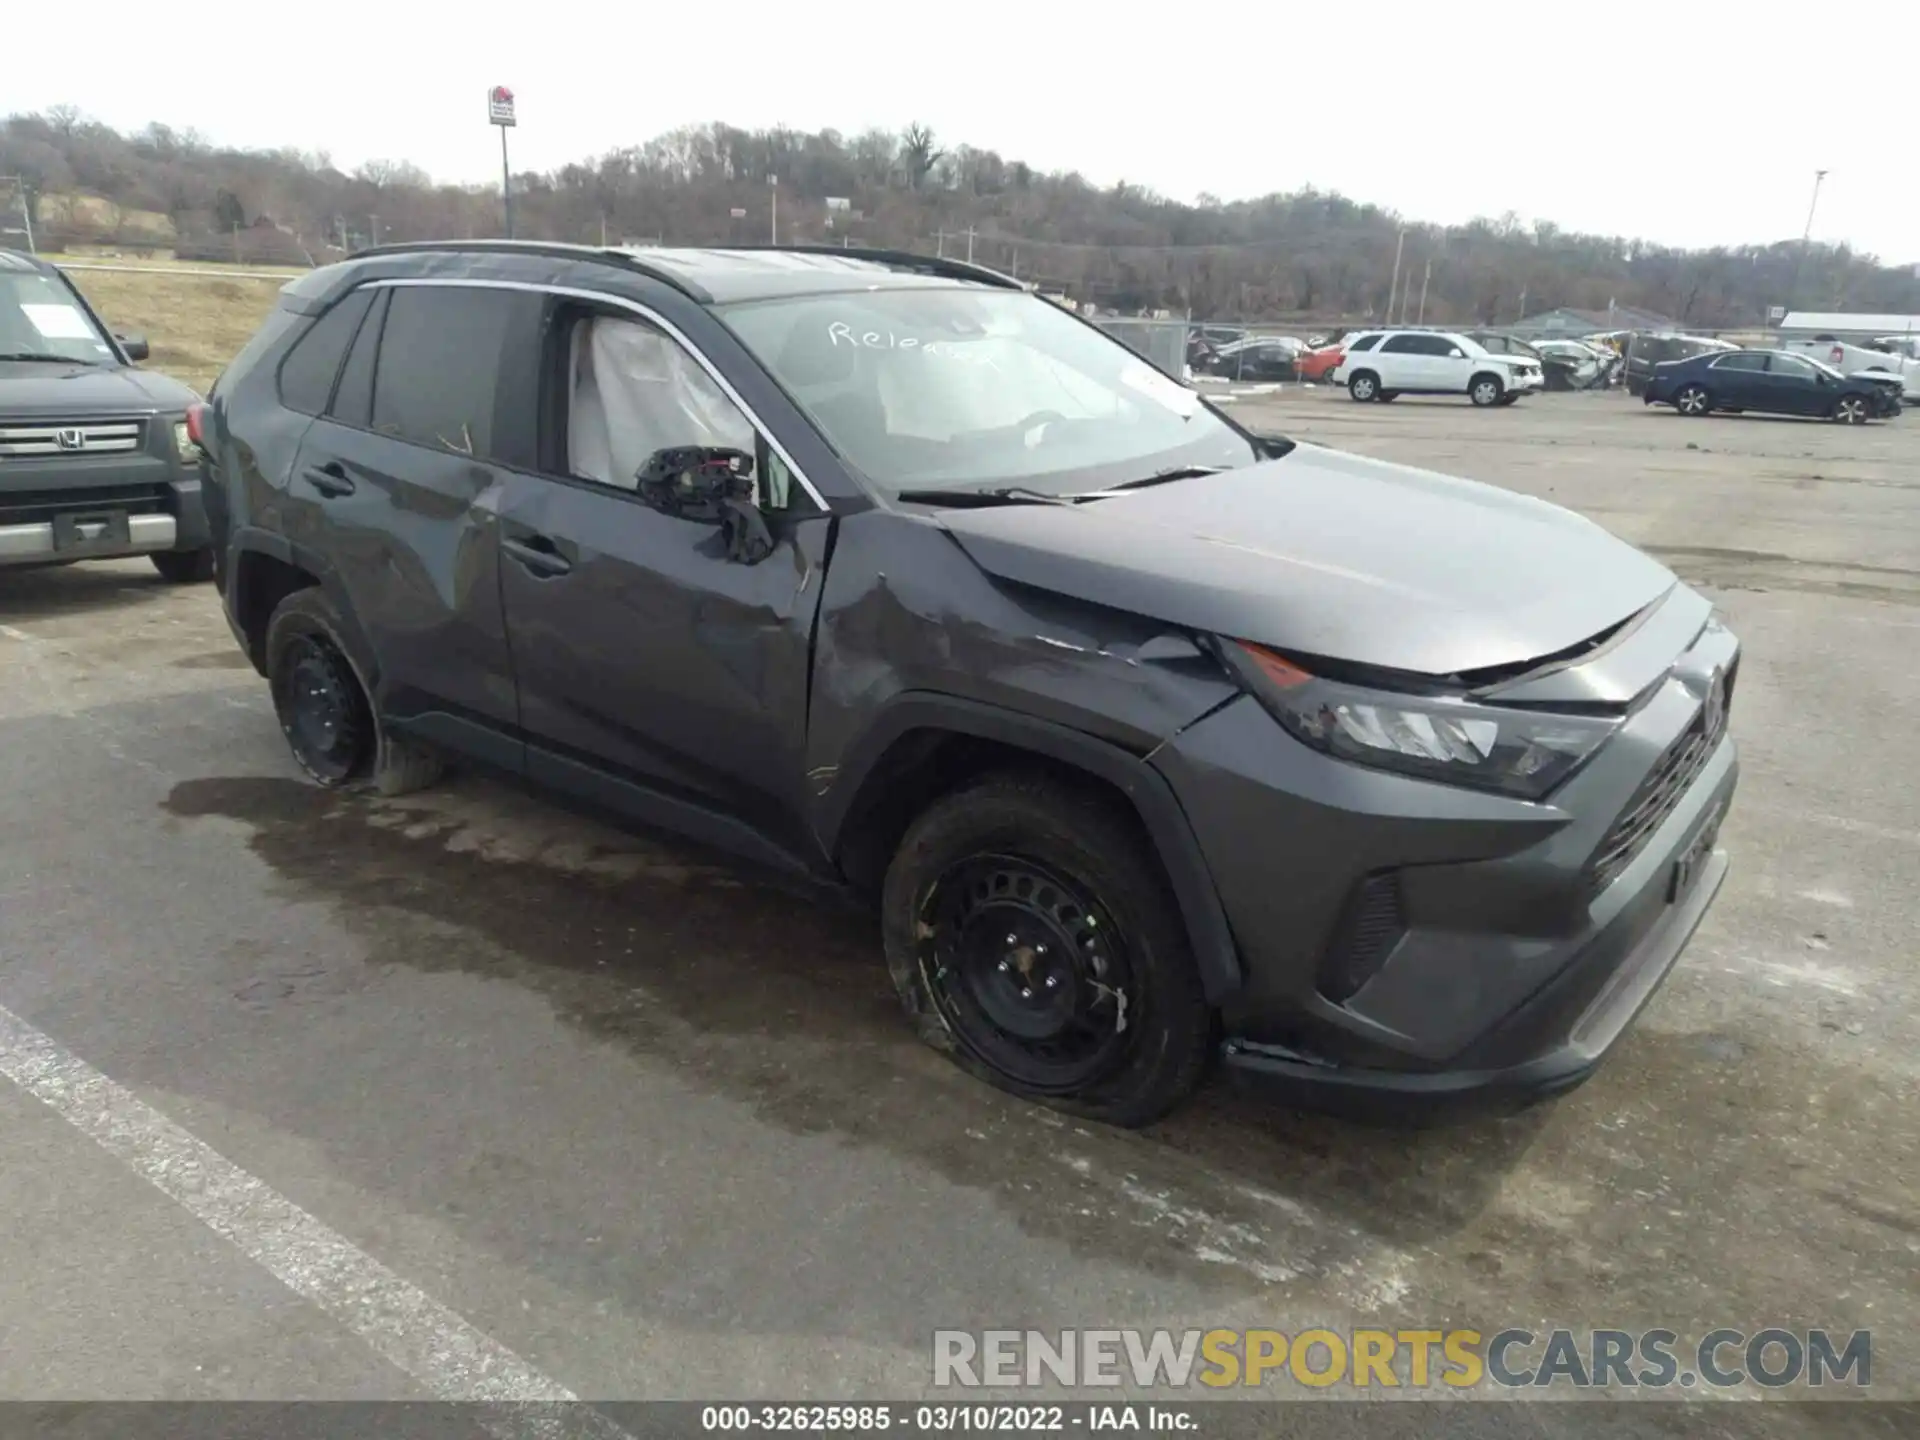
(1225, 640, 1619, 800)
(172, 419, 195, 464)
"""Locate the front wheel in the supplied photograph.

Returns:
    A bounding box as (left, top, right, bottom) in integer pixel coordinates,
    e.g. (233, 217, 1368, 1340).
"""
(1469, 374, 1505, 407)
(1675, 383, 1712, 417)
(151, 547, 215, 583)
(1831, 395, 1870, 425)
(881, 773, 1212, 1128)
(1347, 371, 1380, 402)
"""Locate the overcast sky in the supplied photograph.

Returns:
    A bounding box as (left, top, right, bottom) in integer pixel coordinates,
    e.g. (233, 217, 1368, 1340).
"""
(25, 3, 1920, 264)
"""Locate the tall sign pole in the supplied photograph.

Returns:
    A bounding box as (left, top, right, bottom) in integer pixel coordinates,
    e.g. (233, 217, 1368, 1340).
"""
(488, 86, 517, 238)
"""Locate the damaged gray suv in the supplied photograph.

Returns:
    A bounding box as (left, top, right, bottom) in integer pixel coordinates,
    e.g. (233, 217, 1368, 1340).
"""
(201, 243, 1738, 1126)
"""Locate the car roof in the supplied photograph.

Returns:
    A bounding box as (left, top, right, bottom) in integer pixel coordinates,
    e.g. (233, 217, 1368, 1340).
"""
(347, 240, 1024, 305)
(0, 248, 54, 276)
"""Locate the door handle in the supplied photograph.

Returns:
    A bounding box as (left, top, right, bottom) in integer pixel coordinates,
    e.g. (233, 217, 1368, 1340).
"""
(303, 461, 355, 498)
(502, 534, 573, 578)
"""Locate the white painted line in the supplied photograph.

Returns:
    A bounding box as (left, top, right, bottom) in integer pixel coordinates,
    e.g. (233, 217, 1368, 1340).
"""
(0, 1001, 628, 1434)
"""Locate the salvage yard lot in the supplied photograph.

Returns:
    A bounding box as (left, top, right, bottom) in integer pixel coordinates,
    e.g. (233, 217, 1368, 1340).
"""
(0, 390, 1915, 1422)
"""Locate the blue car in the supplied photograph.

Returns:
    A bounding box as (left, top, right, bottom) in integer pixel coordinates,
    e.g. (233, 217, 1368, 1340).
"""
(1644, 347, 1900, 423)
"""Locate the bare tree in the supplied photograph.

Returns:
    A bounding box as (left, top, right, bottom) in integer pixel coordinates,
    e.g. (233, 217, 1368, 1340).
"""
(900, 124, 943, 191)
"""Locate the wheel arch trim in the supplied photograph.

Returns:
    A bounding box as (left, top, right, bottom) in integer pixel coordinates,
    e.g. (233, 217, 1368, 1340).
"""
(816, 692, 1243, 1001)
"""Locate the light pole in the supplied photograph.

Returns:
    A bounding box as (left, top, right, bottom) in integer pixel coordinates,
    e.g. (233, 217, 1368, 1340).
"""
(1787, 168, 1828, 313)
(769, 176, 778, 245)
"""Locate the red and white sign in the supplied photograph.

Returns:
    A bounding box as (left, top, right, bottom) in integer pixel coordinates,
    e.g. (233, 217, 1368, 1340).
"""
(487, 86, 517, 127)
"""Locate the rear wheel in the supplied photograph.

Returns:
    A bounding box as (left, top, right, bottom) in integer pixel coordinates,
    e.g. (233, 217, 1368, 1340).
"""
(1469, 373, 1505, 407)
(1675, 383, 1712, 417)
(151, 547, 215, 584)
(1831, 394, 1870, 425)
(1347, 371, 1380, 402)
(264, 589, 444, 793)
(267, 591, 373, 787)
(881, 772, 1212, 1128)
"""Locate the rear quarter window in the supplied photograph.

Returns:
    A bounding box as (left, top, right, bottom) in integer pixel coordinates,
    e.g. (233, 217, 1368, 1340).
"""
(277, 289, 376, 416)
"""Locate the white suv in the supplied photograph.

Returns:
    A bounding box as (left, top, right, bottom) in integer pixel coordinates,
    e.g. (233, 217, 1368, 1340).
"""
(1332, 329, 1545, 407)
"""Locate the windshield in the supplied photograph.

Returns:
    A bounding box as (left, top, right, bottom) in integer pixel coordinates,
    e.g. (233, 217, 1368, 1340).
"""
(0, 271, 115, 362)
(719, 288, 1261, 494)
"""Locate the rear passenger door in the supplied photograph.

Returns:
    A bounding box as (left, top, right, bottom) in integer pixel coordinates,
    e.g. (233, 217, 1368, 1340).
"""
(284, 282, 538, 765)
(1375, 333, 1430, 390)
(1705, 351, 1767, 409)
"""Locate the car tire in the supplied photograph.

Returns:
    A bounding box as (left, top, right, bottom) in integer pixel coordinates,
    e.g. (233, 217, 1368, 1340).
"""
(881, 771, 1212, 1128)
(1469, 373, 1505, 407)
(1347, 371, 1380, 402)
(150, 547, 216, 584)
(1675, 384, 1712, 417)
(264, 589, 446, 794)
(1830, 395, 1870, 425)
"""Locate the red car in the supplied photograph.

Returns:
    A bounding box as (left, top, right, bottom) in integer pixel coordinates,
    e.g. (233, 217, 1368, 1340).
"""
(1296, 342, 1347, 383)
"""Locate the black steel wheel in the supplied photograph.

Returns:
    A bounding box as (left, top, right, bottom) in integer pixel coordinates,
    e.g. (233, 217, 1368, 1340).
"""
(266, 590, 373, 787)
(882, 772, 1211, 1127)
(917, 854, 1134, 1093)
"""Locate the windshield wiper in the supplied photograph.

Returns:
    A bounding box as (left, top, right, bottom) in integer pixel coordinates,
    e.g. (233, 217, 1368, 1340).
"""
(1088, 465, 1227, 495)
(894, 486, 1076, 508)
(0, 351, 101, 366)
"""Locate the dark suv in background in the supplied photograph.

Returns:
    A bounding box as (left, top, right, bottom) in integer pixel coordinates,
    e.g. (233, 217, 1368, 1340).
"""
(200, 242, 1739, 1126)
(0, 249, 214, 582)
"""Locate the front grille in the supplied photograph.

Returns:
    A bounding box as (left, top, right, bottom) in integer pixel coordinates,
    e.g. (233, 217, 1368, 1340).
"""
(1585, 660, 1738, 896)
(0, 419, 146, 457)
(0, 483, 172, 528)
(1319, 871, 1407, 1003)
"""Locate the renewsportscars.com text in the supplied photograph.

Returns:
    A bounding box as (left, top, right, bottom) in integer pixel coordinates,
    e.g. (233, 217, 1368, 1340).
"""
(932, 1327, 1871, 1390)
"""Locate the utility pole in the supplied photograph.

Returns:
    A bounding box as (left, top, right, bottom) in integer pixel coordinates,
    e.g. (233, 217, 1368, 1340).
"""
(935, 229, 946, 258)
(0, 177, 35, 253)
(599, 214, 608, 247)
(1787, 168, 1829, 312)
(1385, 226, 1406, 324)
(1416, 256, 1433, 325)
(769, 175, 778, 245)
(368, 213, 379, 248)
(966, 226, 976, 264)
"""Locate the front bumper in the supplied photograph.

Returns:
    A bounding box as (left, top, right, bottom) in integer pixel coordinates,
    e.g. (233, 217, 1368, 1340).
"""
(1152, 609, 1740, 1121)
(1509, 369, 1546, 392)
(0, 438, 209, 569)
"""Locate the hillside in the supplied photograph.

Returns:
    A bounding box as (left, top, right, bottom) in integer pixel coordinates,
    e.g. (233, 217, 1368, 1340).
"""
(5, 108, 1916, 327)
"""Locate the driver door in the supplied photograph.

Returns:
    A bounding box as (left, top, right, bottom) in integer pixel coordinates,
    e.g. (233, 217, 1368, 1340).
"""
(1762, 352, 1828, 416)
(491, 302, 833, 855)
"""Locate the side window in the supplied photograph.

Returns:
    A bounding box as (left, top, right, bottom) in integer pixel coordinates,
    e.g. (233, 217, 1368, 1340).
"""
(1768, 354, 1817, 380)
(1347, 334, 1380, 353)
(1423, 335, 1463, 356)
(370, 286, 535, 464)
(1711, 352, 1766, 373)
(330, 289, 387, 428)
(277, 289, 375, 416)
(1379, 334, 1420, 354)
(565, 313, 793, 506)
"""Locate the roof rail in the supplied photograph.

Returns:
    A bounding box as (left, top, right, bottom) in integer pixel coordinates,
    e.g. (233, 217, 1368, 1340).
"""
(718, 243, 1027, 291)
(345, 239, 705, 299)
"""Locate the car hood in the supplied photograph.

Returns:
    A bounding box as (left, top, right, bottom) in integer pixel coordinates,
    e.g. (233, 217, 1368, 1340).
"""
(0, 362, 199, 415)
(936, 444, 1677, 677)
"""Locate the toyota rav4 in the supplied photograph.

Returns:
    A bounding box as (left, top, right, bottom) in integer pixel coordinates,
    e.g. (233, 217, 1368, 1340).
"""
(200, 242, 1738, 1126)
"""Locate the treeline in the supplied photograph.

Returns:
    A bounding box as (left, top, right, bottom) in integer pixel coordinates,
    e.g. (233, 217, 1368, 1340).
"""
(5, 108, 1917, 327)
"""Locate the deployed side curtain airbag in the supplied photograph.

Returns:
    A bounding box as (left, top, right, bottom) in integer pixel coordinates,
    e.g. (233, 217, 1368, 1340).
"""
(567, 317, 754, 491)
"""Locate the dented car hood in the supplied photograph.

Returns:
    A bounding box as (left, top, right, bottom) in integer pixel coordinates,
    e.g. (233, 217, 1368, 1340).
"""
(934, 442, 1676, 677)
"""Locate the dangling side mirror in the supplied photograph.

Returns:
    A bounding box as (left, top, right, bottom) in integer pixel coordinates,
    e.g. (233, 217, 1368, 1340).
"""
(633, 445, 775, 564)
